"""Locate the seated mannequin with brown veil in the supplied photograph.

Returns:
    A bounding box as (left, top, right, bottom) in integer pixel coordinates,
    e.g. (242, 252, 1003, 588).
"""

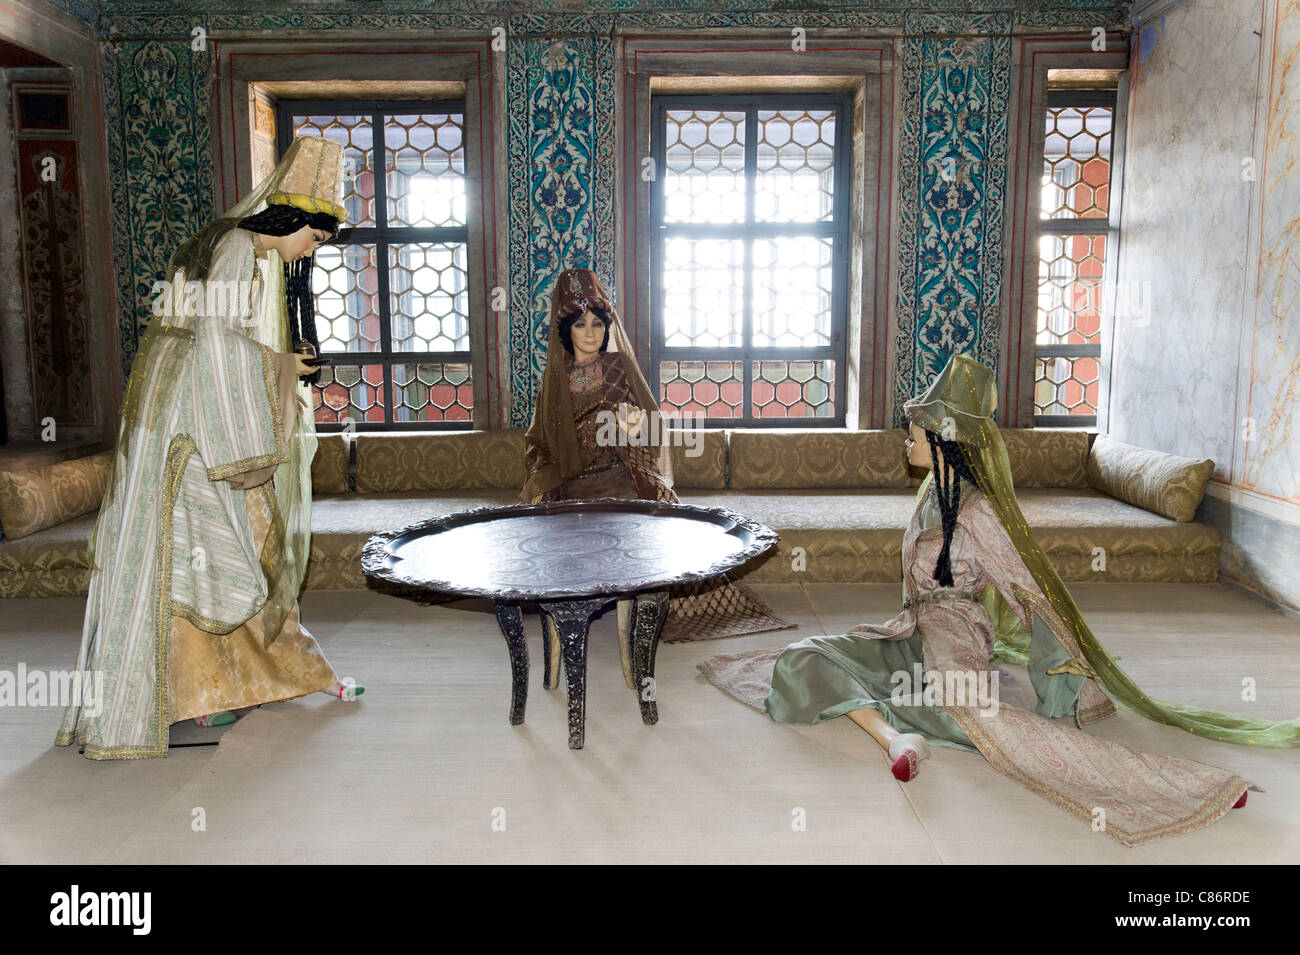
(522, 268, 794, 650)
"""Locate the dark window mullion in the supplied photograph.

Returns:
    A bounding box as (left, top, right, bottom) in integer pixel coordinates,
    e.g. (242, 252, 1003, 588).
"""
(832, 98, 850, 419)
(742, 103, 757, 419)
(370, 109, 397, 424)
(340, 226, 467, 243)
(650, 100, 666, 405)
(1040, 219, 1108, 235)
(661, 221, 835, 239)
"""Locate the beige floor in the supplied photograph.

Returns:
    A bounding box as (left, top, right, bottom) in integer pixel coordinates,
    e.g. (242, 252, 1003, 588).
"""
(1, 582, 1298, 864)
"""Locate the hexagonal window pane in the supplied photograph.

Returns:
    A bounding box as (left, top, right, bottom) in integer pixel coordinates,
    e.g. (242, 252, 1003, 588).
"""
(751, 360, 835, 419)
(752, 236, 834, 348)
(661, 237, 744, 348)
(392, 362, 473, 422)
(1043, 104, 1112, 220)
(312, 363, 387, 425)
(312, 244, 383, 353)
(388, 242, 470, 352)
(385, 112, 467, 227)
(663, 110, 746, 224)
(659, 360, 742, 418)
(756, 109, 836, 222)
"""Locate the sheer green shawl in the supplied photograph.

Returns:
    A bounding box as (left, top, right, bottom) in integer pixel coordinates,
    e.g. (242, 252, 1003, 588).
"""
(955, 422, 1300, 747)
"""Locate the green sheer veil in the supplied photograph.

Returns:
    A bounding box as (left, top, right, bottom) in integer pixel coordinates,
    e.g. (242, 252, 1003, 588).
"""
(907, 354, 1300, 748)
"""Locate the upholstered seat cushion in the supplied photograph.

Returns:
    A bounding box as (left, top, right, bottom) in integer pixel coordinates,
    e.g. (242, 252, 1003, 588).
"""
(667, 430, 727, 489)
(0, 473, 1222, 598)
(311, 434, 351, 494)
(355, 430, 527, 492)
(998, 429, 1090, 487)
(306, 490, 520, 589)
(0, 512, 96, 597)
(1087, 434, 1215, 521)
(676, 487, 1220, 584)
(727, 429, 910, 489)
(0, 450, 113, 541)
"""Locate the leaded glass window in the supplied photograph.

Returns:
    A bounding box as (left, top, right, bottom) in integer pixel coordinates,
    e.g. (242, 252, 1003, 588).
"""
(1036, 90, 1114, 426)
(278, 100, 472, 429)
(651, 94, 849, 425)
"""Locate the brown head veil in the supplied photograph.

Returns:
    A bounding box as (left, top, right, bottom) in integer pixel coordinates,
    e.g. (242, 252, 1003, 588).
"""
(523, 268, 674, 503)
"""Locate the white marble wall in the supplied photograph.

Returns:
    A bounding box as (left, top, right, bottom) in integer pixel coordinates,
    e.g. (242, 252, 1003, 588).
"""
(1242, 0, 1300, 504)
(1117, 0, 1300, 612)
(1112, 0, 1259, 473)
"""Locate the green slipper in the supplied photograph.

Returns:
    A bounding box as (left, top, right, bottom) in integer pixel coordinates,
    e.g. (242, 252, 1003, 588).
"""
(323, 682, 365, 701)
(195, 711, 236, 727)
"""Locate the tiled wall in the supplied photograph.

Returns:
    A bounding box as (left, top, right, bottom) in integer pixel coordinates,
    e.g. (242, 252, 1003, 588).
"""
(84, 0, 1130, 429)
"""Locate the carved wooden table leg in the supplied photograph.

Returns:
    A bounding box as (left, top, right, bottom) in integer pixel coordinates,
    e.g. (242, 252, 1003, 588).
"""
(541, 614, 562, 690)
(493, 601, 529, 725)
(539, 597, 608, 749)
(630, 590, 670, 725)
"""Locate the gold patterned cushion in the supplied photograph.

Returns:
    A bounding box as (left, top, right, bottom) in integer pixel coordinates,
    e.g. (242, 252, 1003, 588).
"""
(311, 434, 351, 494)
(306, 489, 521, 588)
(998, 429, 1090, 487)
(668, 430, 726, 489)
(678, 488, 1220, 584)
(0, 511, 97, 596)
(727, 429, 909, 489)
(0, 484, 1221, 595)
(1086, 434, 1214, 522)
(0, 450, 114, 541)
(354, 430, 527, 492)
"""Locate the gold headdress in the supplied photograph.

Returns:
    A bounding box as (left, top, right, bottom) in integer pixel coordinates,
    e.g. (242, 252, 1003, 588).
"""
(265, 135, 348, 224)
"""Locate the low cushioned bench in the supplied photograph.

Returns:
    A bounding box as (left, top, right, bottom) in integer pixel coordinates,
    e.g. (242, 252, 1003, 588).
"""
(0, 427, 1218, 598)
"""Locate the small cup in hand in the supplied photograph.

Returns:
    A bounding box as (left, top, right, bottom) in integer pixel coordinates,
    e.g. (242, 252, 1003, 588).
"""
(292, 341, 331, 377)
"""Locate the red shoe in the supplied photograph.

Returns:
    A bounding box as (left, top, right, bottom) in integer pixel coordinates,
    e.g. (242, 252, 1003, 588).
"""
(1232, 790, 1247, 809)
(887, 733, 929, 783)
(891, 751, 919, 782)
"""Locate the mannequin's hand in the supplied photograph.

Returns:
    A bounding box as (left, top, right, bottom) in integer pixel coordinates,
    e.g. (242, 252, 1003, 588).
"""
(1046, 656, 1098, 679)
(618, 405, 646, 440)
(292, 353, 316, 378)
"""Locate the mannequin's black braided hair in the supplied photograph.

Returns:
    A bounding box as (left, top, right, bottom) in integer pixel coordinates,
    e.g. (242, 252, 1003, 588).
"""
(238, 204, 340, 385)
(926, 429, 981, 587)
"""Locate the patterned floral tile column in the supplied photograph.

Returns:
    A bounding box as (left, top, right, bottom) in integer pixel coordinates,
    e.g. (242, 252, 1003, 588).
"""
(892, 11, 1011, 423)
(506, 25, 616, 428)
(102, 37, 213, 387)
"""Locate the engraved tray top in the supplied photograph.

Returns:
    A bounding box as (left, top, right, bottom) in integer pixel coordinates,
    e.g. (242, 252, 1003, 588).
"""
(361, 498, 779, 602)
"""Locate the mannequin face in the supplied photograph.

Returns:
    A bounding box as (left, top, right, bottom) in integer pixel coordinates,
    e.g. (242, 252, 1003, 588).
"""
(906, 421, 946, 472)
(570, 310, 606, 364)
(266, 224, 331, 262)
